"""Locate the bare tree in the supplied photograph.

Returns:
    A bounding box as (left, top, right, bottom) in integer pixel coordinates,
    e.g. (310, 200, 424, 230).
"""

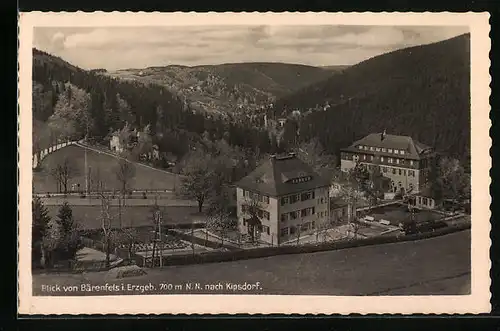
(98, 193, 114, 268)
(241, 194, 263, 243)
(178, 148, 217, 213)
(51, 157, 78, 194)
(114, 159, 136, 223)
(206, 196, 233, 246)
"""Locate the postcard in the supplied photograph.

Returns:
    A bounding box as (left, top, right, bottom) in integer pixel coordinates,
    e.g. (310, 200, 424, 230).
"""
(18, 11, 491, 314)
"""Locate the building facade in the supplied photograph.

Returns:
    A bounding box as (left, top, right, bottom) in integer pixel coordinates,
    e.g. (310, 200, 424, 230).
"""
(235, 153, 331, 245)
(340, 131, 435, 194)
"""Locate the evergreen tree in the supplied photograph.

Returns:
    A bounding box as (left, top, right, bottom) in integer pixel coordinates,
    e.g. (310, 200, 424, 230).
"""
(55, 202, 80, 261)
(32, 196, 50, 268)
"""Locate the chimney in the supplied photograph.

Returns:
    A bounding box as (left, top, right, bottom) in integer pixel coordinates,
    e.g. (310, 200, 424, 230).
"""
(381, 129, 386, 141)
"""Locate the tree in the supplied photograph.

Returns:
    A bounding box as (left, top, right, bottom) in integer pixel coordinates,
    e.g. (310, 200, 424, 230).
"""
(51, 157, 78, 194)
(339, 165, 368, 223)
(55, 202, 81, 261)
(48, 82, 92, 140)
(430, 156, 471, 203)
(178, 148, 217, 213)
(114, 159, 136, 200)
(98, 193, 115, 268)
(206, 194, 234, 246)
(241, 194, 263, 243)
(365, 166, 390, 207)
(295, 138, 337, 175)
(43, 219, 62, 268)
(32, 196, 50, 268)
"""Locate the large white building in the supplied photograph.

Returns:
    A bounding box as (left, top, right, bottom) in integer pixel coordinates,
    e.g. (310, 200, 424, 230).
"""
(340, 131, 435, 195)
(235, 153, 331, 245)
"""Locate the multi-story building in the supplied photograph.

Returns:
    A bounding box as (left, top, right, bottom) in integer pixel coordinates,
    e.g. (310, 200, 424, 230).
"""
(235, 153, 331, 245)
(340, 131, 435, 194)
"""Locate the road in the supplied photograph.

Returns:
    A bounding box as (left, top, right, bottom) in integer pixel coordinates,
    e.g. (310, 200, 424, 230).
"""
(33, 230, 471, 296)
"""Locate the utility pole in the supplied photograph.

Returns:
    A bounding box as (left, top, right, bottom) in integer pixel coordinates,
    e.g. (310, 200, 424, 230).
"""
(158, 209, 163, 268)
(84, 119, 89, 196)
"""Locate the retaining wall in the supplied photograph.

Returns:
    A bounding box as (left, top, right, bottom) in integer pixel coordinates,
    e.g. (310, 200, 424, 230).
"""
(33, 140, 78, 169)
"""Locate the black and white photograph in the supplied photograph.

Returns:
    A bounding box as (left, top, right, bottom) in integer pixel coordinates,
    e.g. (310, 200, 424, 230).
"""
(18, 12, 491, 315)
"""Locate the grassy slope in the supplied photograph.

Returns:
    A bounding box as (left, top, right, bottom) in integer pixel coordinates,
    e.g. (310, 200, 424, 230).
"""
(33, 145, 182, 193)
(33, 230, 470, 296)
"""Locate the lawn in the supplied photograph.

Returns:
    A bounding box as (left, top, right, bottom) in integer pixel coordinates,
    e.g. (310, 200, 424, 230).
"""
(33, 145, 182, 193)
(366, 204, 443, 226)
(33, 230, 471, 296)
(46, 205, 203, 230)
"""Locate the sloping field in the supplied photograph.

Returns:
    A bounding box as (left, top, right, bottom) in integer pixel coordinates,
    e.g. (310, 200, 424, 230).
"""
(33, 145, 182, 193)
(33, 230, 470, 296)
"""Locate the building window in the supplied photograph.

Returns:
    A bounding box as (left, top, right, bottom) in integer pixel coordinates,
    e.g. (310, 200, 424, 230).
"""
(370, 155, 374, 161)
(281, 197, 288, 206)
(289, 194, 299, 204)
(382, 148, 387, 152)
(281, 213, 287, 222)
(370, 147, 374, 151)
(290, 211, 298, 220)
(399, 169, 402, 175)
(363, 154, 366, 160)
(376, 147, 381, 152)
(403, 170, 406, 176)
(358, 145, 363, 149)
(400, 150, 405, 155)
(301, 209, 308, 217)
(312, 221, 316, 229)
(290, 226, 296, 235)
(381, 156, 384, 162)
(388, 158, 393, 164)
(410, 160, 414, 166)
(301, 191, 314, 201)
(263, 211, 270, 220)
(392, 168, 396, 174)
(396, 159, 400, 164)
(280, 227, 288, 237)
(388, 149, 393, 153)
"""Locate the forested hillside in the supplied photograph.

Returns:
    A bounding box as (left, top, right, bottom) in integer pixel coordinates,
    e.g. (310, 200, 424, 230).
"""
(272, 34, 471, 164)
(32, 49, 274, 160)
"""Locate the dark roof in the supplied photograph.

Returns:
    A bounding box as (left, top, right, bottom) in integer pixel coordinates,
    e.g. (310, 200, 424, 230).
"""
(236, 153, 331, 197)
(340, 132, 433, 160)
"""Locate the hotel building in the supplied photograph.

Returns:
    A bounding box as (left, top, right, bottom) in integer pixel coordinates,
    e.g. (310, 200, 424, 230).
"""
(340, 131, 435, 194)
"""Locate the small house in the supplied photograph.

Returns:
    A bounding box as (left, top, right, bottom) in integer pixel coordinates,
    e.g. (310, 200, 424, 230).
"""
(110, 133, 124, 153)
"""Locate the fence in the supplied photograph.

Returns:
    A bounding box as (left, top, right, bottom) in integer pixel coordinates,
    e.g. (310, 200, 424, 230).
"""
(33, 140, 78, 169)
(131, 223, 471, 268)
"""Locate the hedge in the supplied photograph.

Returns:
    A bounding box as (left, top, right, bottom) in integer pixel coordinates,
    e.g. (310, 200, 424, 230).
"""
(137, 223, 471, 267)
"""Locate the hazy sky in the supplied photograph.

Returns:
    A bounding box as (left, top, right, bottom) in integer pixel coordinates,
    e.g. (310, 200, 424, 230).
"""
(33, 25, 469, 70)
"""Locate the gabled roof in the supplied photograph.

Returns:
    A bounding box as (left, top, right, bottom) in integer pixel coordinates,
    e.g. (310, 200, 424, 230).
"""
(236, 153, 331, 197)
(341, 132, 433, 160)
